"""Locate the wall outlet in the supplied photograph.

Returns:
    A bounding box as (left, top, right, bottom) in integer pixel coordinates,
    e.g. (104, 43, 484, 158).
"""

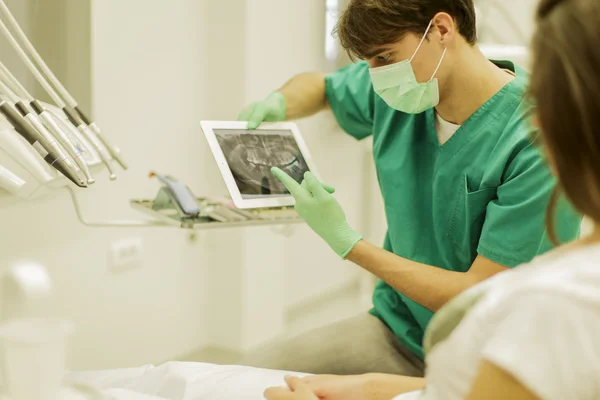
(109, 237, 143, 272)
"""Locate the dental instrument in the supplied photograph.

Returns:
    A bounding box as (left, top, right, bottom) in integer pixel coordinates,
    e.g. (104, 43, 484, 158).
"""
(0, 65, 102, 168)
(0, 8, 117, 180)
(47, 111, 102, 165)
(0, 86, 86, 187)
(0, 124, 55, 189)
(0, 100, 86, 187)
(0, 78, 84, 184)
(149, 171, 201, 217)
(0, 62, 95, 184)
(0, 0, 127, 172)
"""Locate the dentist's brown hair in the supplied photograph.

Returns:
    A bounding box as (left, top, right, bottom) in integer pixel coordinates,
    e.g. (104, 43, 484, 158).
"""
(335, 0, 477, 60)
(530, 0, 600, 243)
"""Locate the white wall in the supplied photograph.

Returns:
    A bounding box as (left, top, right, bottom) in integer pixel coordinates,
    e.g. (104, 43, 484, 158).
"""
(241, 0, 366, 307)
(200, 0, 369, 351)
(0, 0, 212, 370)
(477, 0, 537, 45)
(0, 0, 369, 369)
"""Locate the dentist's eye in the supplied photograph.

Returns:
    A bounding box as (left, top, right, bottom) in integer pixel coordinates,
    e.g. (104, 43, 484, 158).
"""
(377, 53, 392, 62)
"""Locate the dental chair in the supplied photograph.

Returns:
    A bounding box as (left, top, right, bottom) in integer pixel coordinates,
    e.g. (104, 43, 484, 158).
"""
(69, 362, 309, 400)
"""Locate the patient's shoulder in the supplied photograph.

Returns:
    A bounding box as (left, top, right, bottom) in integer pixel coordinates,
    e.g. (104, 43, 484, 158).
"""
(492, 244, 600, 309)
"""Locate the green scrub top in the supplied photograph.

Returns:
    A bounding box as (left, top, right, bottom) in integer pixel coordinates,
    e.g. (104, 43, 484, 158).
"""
(324, 60, 581, 360)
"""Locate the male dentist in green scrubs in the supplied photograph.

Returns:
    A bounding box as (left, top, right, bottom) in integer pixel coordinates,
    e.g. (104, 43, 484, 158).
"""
(239, 0, 581, 377)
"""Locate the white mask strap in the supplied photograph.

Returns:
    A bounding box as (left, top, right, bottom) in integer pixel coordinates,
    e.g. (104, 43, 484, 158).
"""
(429, 47, 447, 81)
(409, 19, 434, 63)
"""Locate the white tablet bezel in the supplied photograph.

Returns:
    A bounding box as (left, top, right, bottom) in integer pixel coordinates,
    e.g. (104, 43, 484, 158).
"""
(201, 120, 320, 209)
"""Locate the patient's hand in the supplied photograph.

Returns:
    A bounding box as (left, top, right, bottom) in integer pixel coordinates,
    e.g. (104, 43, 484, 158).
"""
(299, 374, 370, 400)
(264, 376, 319, 400)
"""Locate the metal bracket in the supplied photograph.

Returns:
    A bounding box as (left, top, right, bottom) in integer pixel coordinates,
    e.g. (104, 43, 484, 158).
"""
(68, 185, 303, 233)
(67, 186, 168, 228)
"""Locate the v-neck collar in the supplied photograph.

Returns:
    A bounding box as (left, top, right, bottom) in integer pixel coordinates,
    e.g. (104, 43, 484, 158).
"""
(430, 60, 526, 166)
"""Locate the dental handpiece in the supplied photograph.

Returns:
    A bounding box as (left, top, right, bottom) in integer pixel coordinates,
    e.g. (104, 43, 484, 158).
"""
(62, 106, 116, 180)
(73, 106, 127, 170)
(0, 68, 95, 184)
(30, 100, 95, 184)
(0, 10, 116, 180)
(13, 101, 83, 181)
(0, 0, 127, 171)
(0, 101, 86, 187)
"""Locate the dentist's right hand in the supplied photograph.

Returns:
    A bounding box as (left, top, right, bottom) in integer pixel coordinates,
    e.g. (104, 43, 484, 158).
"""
(238, 92, 287, 129)
(272, 167, 362, 259)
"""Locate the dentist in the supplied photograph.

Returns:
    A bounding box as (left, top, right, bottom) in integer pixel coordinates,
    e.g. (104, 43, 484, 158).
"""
(240, 0, 581, 376)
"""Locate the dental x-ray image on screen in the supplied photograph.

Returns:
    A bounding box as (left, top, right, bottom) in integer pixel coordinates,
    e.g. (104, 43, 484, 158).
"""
(214, 129, 309, 198)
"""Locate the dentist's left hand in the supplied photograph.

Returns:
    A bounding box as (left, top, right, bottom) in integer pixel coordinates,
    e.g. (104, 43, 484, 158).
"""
(271, 167, 362, 258)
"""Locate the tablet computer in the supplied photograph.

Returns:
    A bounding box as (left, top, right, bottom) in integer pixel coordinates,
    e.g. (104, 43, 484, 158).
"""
(201, 121, 319, 209)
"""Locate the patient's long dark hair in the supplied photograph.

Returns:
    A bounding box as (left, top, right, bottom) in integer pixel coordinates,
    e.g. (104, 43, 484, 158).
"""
(529, 0, 600, 243)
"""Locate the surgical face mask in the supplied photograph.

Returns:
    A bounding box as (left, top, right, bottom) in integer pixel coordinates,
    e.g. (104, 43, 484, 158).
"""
(369, 20, 447, 114)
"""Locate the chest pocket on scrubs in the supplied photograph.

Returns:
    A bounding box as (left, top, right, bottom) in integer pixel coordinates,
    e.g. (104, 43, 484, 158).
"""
(447, 174, 497, 267)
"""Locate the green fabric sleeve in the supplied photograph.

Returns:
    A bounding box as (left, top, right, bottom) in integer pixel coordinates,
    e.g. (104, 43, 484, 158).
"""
(324, 61, 375, 140)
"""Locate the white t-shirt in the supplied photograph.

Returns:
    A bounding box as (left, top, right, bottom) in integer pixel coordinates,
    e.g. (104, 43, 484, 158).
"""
(434, 69, 514, 146)
(435, 113, 460, 145)
(395, 244, 600, 400)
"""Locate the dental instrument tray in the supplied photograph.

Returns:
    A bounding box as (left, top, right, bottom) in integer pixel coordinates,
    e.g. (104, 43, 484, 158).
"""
(130, 171, 301, 229)
(130, 191, 301, 229)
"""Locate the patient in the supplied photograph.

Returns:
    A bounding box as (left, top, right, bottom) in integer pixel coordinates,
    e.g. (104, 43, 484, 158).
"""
(264, 0, 600, 399)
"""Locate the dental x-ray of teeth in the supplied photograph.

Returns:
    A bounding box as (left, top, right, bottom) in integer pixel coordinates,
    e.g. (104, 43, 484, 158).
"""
(214, 129, 309, 198)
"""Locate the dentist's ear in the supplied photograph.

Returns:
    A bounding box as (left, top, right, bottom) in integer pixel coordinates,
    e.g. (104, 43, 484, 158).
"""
(431, 12, 456, 44)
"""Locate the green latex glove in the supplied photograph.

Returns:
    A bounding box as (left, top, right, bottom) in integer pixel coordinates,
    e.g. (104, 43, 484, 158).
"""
(238, 92, 287, 129)
(272, 167, 363, 258)
(303, 179, 336, 195)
